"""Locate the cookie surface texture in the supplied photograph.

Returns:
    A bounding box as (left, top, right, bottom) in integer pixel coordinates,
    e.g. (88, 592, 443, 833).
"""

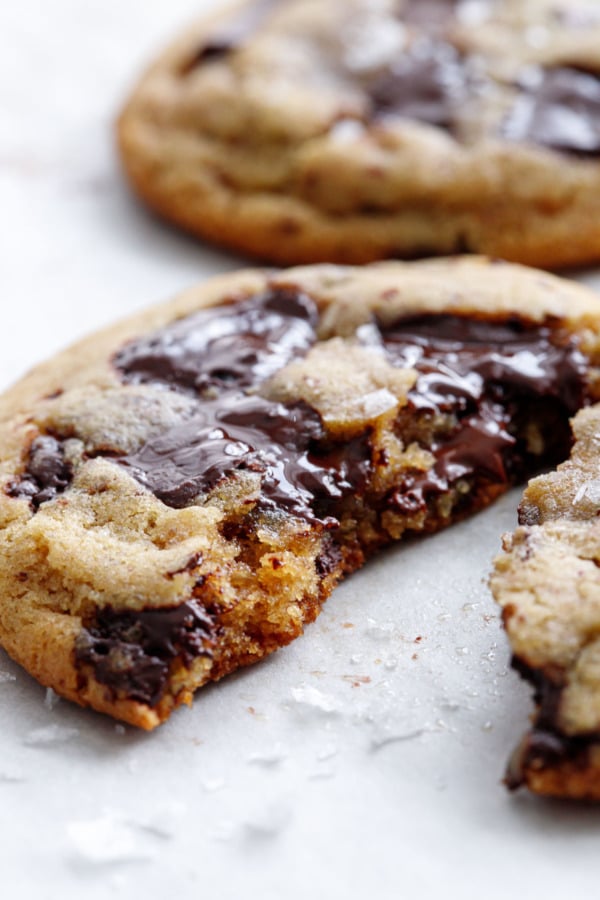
(118, 0, 600, 268)
(2, 257, 600, 733)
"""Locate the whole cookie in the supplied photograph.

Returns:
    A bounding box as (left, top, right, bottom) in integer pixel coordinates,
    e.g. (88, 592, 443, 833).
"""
(118, 0, 600, 267)
(1, 257, 600, 737)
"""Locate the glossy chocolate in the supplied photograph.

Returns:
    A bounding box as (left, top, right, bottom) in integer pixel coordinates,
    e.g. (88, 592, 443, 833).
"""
(115, 288, 318, 396)
(7, 436, 72, 509)
(71, 294, 592, 709)
(369, 42, 469, 131)
(503, 66, 600, 156)
(380, 314, 588, 514)
(115, 299, 588, 529)
(115, 288, 374, 521)
(75, 600, 216, 707)
(118, 396, 370, 520)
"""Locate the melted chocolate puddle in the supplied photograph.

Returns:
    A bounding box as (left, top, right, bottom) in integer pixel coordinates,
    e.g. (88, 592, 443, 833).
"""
(110, 301, 587, 529)
(115, 287, 318, 395)
(113, 287, 372, 522)
(380, 314, 587, 514)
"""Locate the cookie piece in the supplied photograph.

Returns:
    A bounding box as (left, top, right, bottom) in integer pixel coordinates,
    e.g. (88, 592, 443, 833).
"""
(118, 0, 600, 268)
(2, 257, 600, 731)
(492, 404, 600, 800)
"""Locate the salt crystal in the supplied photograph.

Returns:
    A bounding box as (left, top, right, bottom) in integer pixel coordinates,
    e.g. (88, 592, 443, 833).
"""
(574, 479, 600, 507)
(360, 389, 398, 418)
(371, 729, 425, 751)
(343, 19, 407, 73)
(24, 724, 79, 746)
(462, 602, 478, 613)
(435, 718, 457, 733)
(291, 685, 338, 714)
(366, 618, 395, 641)
(0, 671, 16, 684)
(44, 688, 60, 710)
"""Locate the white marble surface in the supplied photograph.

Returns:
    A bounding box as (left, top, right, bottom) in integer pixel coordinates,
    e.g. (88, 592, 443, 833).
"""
(2, 3, 600, 898)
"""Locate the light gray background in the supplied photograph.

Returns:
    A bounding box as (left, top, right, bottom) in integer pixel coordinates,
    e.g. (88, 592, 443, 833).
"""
(2, 3, 600, 898)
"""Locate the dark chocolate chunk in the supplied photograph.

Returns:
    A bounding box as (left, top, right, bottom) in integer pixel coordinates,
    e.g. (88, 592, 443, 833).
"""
(115, 287, 372, 522)
(75, 600, 216, 707)
(118, 396, 371, 522)
(379, 314, 588, 512)
(504, 655, 592, 789)
(114, 297, 588, 527)
(180, 0, 282, 72)
(382, 314, 588, 408)
(368, 42, 469, 131)
(503, 66, 600, 156)
(315, 537, 344, 577)
(114, 288, 318, 397)
(7, 436, 72, 509)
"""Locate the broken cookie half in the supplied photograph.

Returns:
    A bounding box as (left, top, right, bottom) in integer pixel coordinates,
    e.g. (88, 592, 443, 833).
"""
(492, 404, 600, 800)
(1, 258, 600, 759)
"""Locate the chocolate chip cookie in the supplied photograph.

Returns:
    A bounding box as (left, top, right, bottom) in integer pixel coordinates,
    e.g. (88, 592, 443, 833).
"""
(2, 257, 600, 736)
(492, 403, 600, 800)
(118, 0, 600, 267)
